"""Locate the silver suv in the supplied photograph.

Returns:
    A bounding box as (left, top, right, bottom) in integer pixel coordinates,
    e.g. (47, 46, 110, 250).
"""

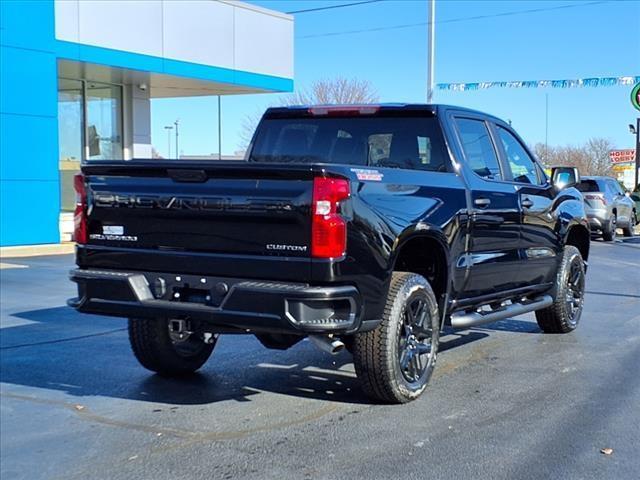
(577, 176, 636, 241)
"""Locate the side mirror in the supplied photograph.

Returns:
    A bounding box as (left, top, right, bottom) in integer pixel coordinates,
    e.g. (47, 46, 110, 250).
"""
(551, 166, 580, 190)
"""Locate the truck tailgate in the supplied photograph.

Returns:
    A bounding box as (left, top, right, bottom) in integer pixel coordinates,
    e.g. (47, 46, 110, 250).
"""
(78, 162, 316, 280)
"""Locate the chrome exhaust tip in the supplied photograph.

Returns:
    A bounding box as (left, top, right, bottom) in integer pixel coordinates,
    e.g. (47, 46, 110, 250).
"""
(309, 335, 345, 355)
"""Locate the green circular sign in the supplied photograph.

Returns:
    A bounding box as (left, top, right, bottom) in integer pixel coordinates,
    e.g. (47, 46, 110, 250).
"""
(632, 83, 640, 112)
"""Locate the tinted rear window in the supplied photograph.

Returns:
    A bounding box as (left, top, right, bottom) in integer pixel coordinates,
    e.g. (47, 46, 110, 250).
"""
(249, 116, 449, 172)
(576, 180, 602, 192)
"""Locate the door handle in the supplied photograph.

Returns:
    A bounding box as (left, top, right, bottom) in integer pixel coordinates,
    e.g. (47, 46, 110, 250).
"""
(474, 197, 491, 208)
(521, 198, 534, 209)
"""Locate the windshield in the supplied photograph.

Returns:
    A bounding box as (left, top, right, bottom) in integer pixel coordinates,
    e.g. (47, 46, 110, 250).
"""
(249, 115, 449, 172)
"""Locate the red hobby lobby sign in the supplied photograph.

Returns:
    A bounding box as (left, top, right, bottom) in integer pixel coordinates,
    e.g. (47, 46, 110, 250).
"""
(609, 149, 636, 164)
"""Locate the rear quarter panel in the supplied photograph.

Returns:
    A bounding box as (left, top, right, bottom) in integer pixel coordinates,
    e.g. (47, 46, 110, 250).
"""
(319, 165, 468, 321)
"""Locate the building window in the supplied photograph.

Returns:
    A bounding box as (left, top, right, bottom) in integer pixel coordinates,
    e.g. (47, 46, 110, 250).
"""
(57, 78, 124, 239)
(58, 78, 84, 212)
(86, 82, 123, 160)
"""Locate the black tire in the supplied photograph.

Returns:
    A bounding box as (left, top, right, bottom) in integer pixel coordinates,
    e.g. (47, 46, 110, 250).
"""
(128, 318, 215, 376)
(353, 272, 440, 404)
(602, 214, 617, 242)
(622, 211, 636, 237)
(535, 246, 585, 334)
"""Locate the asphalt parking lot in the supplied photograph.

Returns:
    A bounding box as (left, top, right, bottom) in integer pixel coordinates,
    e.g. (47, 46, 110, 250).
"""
(1, 237, 639, 480)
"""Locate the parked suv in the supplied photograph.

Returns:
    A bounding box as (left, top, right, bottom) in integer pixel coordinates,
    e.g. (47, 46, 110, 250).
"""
(69, 104, 591, 403)
(577, 176, 637, 240)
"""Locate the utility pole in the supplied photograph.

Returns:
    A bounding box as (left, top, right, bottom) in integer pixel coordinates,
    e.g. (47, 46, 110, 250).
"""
(426, 0, 436, 103)
(164, 125, 173, 158)
(635, 118, 639, 187)
(174, 119, 180, 159)
(545, 93, 549, 162)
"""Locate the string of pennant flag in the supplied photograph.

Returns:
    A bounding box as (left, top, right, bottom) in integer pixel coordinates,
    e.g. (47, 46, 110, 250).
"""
(437, 76, 640, 91)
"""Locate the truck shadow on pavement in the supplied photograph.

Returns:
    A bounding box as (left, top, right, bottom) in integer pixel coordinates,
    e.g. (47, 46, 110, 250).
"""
(1, 306, 538, 406)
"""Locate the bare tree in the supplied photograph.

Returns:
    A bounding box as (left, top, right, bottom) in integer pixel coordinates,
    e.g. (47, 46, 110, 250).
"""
(532, 138, 616, 176)
(583, 137, 614, 176)
(238, 77, 379, 150)
(551, 145, 591, 173)
(289, 77, 379, 105)
(532, 142, 550, 166)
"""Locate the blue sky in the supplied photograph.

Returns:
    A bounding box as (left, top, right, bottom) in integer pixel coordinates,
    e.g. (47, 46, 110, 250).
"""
(151, 0, 640, 157)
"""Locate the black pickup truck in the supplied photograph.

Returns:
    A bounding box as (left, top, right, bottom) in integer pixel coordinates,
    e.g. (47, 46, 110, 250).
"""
(69, 104, 590, 403)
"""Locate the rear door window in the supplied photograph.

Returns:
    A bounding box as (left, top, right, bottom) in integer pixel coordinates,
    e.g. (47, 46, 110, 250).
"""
(454, 118, 502, 180)
(250, 115, 449, 172)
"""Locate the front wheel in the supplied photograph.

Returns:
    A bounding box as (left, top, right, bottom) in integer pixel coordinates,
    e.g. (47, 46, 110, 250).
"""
(602, 214, 617, 242)
(128, 318, 216, 376)
(622, 211, 636, 237)
(353, 272, 440, 403)
(535, 246, 586, 333)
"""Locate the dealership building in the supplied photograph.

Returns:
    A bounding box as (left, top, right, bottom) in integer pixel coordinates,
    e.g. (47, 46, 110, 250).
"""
(0, 0, 293, 247)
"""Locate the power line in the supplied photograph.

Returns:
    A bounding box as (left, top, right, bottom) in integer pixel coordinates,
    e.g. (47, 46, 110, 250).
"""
(298, 0, 611, 39)
(287, 0, 384, 15)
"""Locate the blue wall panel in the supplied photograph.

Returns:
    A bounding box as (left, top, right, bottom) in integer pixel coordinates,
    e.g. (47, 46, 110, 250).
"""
(0, 46, 57, 117)
(0, 180, 60, 246)
(1, 113, 58, 181)
(0, 1, 59, 246)
(55, 41, 294, 94)
(0, 0, 55, 52)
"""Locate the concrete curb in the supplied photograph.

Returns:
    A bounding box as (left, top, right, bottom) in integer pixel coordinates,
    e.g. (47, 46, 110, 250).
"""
(0, 243, 75, 258)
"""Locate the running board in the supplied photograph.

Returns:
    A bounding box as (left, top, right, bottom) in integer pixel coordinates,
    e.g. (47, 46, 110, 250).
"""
(450, 295, 553, 329)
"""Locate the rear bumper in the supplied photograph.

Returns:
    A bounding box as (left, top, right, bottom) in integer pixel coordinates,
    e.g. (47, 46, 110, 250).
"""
(68, 268, 363, 334)
(585, 209, 607, 231)
(588, 217, 604, 231)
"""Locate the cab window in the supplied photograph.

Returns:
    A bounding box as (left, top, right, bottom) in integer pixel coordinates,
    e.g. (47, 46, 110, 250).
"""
(496, 126, 542, 185)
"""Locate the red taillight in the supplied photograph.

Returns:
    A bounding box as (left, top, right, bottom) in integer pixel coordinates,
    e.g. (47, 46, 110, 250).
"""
(311, 177, 350, 258)
(73, 173, 87, 244)
(584, 194, 607, 205)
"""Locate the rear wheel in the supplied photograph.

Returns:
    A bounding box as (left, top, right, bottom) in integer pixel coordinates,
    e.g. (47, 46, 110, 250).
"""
(602, 214, 617, 241)
(622, 211, 636, 237)
(353, 272, 440, 403)
(128, 318, 215, 376)
(535, 246, 585, 333)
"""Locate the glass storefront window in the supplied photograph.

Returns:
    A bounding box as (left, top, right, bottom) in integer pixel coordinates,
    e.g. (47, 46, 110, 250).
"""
(86, 82, 123, 160)
(57, 79, 124, 220)
(58, 78, 84, 212)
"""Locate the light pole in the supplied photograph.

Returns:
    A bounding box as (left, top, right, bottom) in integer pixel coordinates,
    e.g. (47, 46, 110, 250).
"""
(631, 119, 640, 187)
(164, 125, 173, 158)
(426, 0, 436, 103)
(174, 119, 180, 158)
(545, 93, 549, 161)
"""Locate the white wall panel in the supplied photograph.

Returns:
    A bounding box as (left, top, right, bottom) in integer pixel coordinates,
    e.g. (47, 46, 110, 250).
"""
(55, 0, 79, 43)
(163, 1, 235, 70)
(234, 6, 294, 78)
(77, 1, 163, 57)
(55, 0, 293, 80)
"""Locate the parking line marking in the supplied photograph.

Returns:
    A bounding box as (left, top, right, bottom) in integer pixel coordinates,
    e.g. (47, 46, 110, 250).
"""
(0, 262, 28, 270)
